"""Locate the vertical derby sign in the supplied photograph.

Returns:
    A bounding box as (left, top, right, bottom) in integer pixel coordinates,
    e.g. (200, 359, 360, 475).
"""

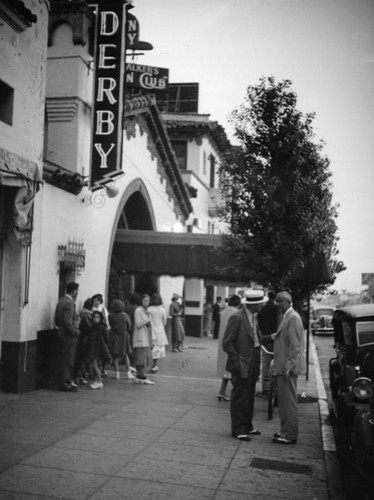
(90, 1, 130, 190)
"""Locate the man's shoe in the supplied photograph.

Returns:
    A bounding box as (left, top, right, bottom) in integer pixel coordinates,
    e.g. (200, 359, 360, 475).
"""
(150, 366, 159, 373)
(248, 429, 261, 435)
(60, 382, 78, 392)
(90, 381, 103, 389)
(234, 434, 251, 441)
(217, 394, 230, 401)
(142, 378, 155, 385)
(70, 380, 78, 388)
(272, 437, 297, 444)
(273, 432, 281, 438)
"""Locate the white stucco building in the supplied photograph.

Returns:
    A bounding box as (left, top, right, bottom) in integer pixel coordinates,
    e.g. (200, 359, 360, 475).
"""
(0, 0, 235, 393)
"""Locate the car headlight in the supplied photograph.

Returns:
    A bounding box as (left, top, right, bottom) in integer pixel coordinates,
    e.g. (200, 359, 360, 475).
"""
(352, 377, 373, 401)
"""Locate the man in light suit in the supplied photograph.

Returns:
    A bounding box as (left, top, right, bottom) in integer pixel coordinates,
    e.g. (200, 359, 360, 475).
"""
(55, 282, 80, 392)
(264, 291, 306, 444)
(222, 289, 267, 441)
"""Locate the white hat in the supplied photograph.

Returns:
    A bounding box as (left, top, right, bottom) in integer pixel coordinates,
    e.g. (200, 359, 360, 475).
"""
(242, 289, 268, 305)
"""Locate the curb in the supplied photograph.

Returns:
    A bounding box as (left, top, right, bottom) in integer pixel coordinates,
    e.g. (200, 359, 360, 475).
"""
(310, 334, 345, 499)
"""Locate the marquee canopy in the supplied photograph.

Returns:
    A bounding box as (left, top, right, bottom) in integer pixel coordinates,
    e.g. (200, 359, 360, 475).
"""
(112, 229, 245, 283)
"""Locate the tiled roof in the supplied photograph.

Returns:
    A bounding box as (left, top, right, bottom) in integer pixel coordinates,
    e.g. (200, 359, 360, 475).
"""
(163, 118, 232, 153)
(124, 94, 156, 113)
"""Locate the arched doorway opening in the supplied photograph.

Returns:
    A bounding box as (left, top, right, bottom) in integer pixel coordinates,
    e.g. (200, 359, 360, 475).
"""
(108, 180, 158, 304)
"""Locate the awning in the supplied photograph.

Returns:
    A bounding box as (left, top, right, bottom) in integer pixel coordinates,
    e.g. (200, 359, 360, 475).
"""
(0, 147, 43, 245)
(113, 230, 246, 283)
(0, 146, 42, 188)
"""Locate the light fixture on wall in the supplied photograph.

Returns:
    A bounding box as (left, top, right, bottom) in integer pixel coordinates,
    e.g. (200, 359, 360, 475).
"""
(82, 180, 120, 208)
(106, 185, 119, 198)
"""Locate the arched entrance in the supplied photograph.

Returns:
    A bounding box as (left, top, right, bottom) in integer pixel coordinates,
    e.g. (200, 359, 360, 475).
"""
(108, 179, 158, 304)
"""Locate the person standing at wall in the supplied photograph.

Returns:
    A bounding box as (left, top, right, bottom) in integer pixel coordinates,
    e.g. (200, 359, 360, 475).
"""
(124, 292, 141, 372)
(212, 296, 223, 339)
(133, 294, 155, 384)
(75, 297, 93, 384)
(203, 300, 213, 337)
(87, 310, 111, 389)
(148, 293, 168, 373)
(108, 299, 133, 381)
(222, 289, 267, 441)
(91, 293, 109, 377)
(92, 293, 109, 324)
(257, 290, 280, 395)
(216, 294, 242, 401)
(55, 282, 80, 392)
(262, 291, 306, 445)
(169, 293, 185, 352)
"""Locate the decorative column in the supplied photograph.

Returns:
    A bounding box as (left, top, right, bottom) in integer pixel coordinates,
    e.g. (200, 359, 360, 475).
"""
(184, 278, 204, 338)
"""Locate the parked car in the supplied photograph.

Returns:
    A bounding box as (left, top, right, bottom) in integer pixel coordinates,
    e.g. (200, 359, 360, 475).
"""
(311, 305, 334, 335)
(329, 304, 374, 479)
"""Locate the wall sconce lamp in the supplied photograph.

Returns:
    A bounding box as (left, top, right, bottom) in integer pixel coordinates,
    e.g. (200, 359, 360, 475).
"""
(82, 181, 120, 208)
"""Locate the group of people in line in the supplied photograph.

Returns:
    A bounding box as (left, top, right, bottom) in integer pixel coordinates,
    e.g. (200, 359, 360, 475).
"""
(55, 282, 305, 446)
(216, 288, 306, 445)
(54, 283, 185, 392)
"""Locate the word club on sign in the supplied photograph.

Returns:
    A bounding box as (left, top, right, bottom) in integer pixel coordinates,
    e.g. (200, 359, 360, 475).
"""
(90, 1, 128, 190)
(126, 63, 169, 93)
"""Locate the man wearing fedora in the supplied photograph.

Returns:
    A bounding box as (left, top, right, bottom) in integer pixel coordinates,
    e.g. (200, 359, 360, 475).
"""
(222, 289, 267, 441)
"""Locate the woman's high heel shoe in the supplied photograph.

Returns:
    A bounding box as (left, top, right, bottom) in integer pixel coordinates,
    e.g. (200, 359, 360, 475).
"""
(217, 394, 230, 401)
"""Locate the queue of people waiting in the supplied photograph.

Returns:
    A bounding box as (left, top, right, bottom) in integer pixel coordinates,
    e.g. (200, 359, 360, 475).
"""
(54, 283, 180, 392)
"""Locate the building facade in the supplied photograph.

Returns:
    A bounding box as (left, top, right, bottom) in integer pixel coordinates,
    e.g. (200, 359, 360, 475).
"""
(0, 0, 50, 392)
(0, 0, 234, 393)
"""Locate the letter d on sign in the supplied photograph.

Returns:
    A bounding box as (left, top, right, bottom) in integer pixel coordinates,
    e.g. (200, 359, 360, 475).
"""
(101, 11, 119, 36)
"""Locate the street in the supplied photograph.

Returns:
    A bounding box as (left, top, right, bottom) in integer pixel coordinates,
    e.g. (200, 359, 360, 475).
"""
(313, 334, 374, 500)
(0, 336, 332, 500)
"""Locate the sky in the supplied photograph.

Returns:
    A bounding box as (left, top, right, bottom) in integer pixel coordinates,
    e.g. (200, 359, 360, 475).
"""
(132, 0, 374, 294)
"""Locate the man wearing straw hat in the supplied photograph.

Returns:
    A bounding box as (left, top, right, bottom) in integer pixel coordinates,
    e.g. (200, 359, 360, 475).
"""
(222, 289, 267, 441)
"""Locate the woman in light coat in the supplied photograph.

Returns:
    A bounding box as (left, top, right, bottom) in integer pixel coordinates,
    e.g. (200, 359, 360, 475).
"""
(216, 294, 242, 401)
(148, 293, 168, 373)
(133, 294, 156, 385)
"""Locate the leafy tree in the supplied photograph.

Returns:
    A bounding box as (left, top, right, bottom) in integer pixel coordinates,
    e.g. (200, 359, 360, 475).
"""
(219, 77, 344, 303)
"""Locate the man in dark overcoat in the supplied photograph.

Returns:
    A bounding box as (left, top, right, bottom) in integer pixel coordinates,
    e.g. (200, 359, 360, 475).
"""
(222, 289, 267, 441)
(55, 281, 80, 392)
(212, 296, 222, 339)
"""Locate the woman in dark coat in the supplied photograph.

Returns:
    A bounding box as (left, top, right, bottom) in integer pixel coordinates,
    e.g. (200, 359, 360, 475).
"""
(87, 310, 111, 389)
(75, 297, 93, 383)
(169, 293, 185, 352)
(108, 299, 134, 380)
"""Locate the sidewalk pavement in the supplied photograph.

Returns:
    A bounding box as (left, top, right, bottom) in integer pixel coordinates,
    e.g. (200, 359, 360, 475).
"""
(0, 335, 345, 500)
